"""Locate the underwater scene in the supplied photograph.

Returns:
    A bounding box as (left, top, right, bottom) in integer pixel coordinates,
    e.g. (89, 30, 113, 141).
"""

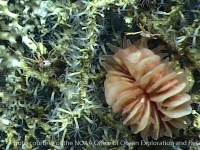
(0, 0, 200, 149)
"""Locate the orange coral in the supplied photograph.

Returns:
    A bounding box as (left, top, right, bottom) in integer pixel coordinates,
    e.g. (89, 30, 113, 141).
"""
(102, 37, 192, 141)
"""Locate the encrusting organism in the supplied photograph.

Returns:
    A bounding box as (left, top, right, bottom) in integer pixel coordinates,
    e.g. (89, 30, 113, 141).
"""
(101, 28, 192, 141)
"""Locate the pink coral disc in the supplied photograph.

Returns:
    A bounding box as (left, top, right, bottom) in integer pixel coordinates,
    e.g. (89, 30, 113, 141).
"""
(102, 37, 192, 141)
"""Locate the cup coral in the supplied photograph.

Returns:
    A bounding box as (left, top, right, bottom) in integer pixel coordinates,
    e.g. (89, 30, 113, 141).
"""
(102, 37, 192, 141)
